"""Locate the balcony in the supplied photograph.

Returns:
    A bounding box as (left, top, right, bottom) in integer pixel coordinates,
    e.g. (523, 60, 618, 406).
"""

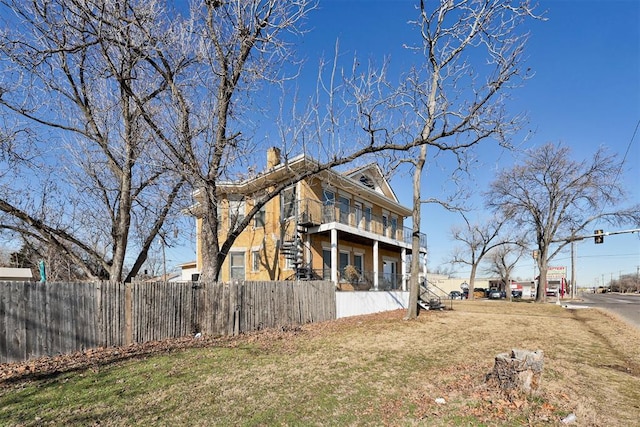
(294, 268, 405, 291)
(295, 198, 427, 248)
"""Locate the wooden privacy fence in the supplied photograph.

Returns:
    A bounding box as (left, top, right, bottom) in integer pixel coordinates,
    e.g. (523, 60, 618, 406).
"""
(0, 280, 335, 364)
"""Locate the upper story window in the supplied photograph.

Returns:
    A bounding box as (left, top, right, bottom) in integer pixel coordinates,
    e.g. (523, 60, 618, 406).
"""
(254, 204, 266, 228)
(323, 189, 335, 206)
(338, 195, 350, 224)
(359, 175, 375, 189)
(364, 206, 372, 231)
(228, 199, 245, 227)
(382, 213, 389, 236)
(280, 185, 296, 219)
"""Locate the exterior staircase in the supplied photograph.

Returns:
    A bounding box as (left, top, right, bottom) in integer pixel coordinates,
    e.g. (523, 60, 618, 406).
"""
(281, 223, 316, 280)
(418, 280, 445, 310)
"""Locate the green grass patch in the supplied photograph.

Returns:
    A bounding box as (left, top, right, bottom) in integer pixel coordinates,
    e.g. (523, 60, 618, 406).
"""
(1, 301, 639, 426)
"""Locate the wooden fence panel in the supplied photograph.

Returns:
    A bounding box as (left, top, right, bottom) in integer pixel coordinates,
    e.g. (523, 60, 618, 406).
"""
(2, 281, 26, 362)
(1, 280, 335, 364)
(0, 282, 7, 362)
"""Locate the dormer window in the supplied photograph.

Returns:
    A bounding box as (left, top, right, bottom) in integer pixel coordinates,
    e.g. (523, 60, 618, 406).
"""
(359, 175, 374, 189)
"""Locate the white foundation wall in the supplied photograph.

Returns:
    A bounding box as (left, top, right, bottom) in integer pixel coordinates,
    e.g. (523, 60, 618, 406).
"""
(335, 291, 409, 318)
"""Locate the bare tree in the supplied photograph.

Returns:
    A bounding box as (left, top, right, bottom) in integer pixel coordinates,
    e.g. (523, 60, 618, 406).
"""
(450, 213, 513, 299)
(484, 243, 526, 299)
(0, 0, 186, 281)
(144, 0, 540, 290)
(0, 0, 542, 289)
(391, 0, 541, 318)
(486, 142, 640, 302)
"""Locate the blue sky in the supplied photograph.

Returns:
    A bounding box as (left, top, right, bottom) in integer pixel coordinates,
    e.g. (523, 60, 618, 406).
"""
(170, 0, 639, 288)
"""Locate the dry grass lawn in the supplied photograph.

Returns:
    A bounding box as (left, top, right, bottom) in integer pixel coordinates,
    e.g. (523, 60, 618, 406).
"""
(1, 299, 639, 426)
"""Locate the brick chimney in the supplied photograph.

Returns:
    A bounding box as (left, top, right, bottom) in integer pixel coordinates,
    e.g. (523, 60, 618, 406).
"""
(266, 147, 281, 169)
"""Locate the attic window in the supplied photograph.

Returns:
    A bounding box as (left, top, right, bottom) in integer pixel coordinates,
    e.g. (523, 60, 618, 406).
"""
(359, 175, 374, 189)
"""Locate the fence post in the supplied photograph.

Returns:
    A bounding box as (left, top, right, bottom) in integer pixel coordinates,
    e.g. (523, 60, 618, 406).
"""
(124, 282, 133, 345)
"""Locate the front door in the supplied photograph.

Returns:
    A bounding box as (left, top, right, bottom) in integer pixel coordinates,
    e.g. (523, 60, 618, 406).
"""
(382, 260, 397, 290)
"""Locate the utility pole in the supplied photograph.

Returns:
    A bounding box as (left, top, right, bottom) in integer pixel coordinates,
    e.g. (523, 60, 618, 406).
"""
(570, 238, 576, 298)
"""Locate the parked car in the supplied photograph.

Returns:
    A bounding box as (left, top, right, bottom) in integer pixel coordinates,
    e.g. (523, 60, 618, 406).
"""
(488, 289, 503, 299)
(461, 289, 469, 299)
(449, 291, 462, 300)
(511, 290, 523, 298)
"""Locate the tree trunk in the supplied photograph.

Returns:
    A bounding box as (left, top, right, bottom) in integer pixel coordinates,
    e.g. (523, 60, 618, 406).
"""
(486, 349, 544, 395)
(405, 144, 427, 320)
(536, 254, 548, 303)
(468, 263, 478, 300)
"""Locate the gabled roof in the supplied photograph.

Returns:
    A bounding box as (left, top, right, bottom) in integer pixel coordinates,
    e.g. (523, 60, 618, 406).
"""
(191, 153, 411, 217)
(342, 163, 400, 204)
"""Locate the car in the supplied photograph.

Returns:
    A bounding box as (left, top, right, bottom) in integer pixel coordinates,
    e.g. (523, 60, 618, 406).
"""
(449, 291, 462, 300)
(511, 290, 523, 298)
(488, 289, 503, 299)
(461, 289, 469, 299)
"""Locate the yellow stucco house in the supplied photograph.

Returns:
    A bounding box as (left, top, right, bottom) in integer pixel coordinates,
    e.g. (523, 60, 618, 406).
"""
(192, 148, 427, 290)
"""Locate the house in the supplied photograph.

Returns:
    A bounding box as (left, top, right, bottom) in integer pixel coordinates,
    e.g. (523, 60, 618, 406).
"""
(190, 148, 427, 290)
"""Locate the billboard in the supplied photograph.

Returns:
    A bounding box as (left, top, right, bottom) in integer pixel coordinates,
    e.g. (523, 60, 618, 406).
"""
(547, 266, 567, 280)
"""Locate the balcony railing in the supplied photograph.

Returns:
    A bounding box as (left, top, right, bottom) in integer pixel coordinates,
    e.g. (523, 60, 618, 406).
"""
(296, 198, 427, 248)
(301, 268, 405, 291)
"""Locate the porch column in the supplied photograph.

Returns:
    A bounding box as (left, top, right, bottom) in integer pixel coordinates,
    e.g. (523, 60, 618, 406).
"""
(373, 240, 379, 290)
(401, 247, 407, 291)
(331, 228, 338, 284)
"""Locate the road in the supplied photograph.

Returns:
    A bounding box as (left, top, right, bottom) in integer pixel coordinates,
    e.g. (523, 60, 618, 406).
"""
(572, 292, 640, 330)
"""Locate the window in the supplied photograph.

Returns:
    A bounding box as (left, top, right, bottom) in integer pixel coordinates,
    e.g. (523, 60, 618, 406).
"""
(323, 189, 335, 205)
(228, 200, 245, 227)
(251, 250, 260, 272)
(339, 251, 350, 277)
(322, 189, 335, 222)
(354, 202, 363, 228)
(229, 252, 245, 280)
(354, 254, 363, 274)
(338, 196, 350, 224)
(359, 175, 374, 189)
(364, 206, 372, 231)
(322, 249, 332, 280)
(382, 214, 388, 236)
(390, 216, 398, 239)
(280, 186, 296, 219)
(254, 205, 265, 228)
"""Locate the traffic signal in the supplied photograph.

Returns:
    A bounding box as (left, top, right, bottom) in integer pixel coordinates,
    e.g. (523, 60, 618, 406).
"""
(594, 229, 604, 244)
